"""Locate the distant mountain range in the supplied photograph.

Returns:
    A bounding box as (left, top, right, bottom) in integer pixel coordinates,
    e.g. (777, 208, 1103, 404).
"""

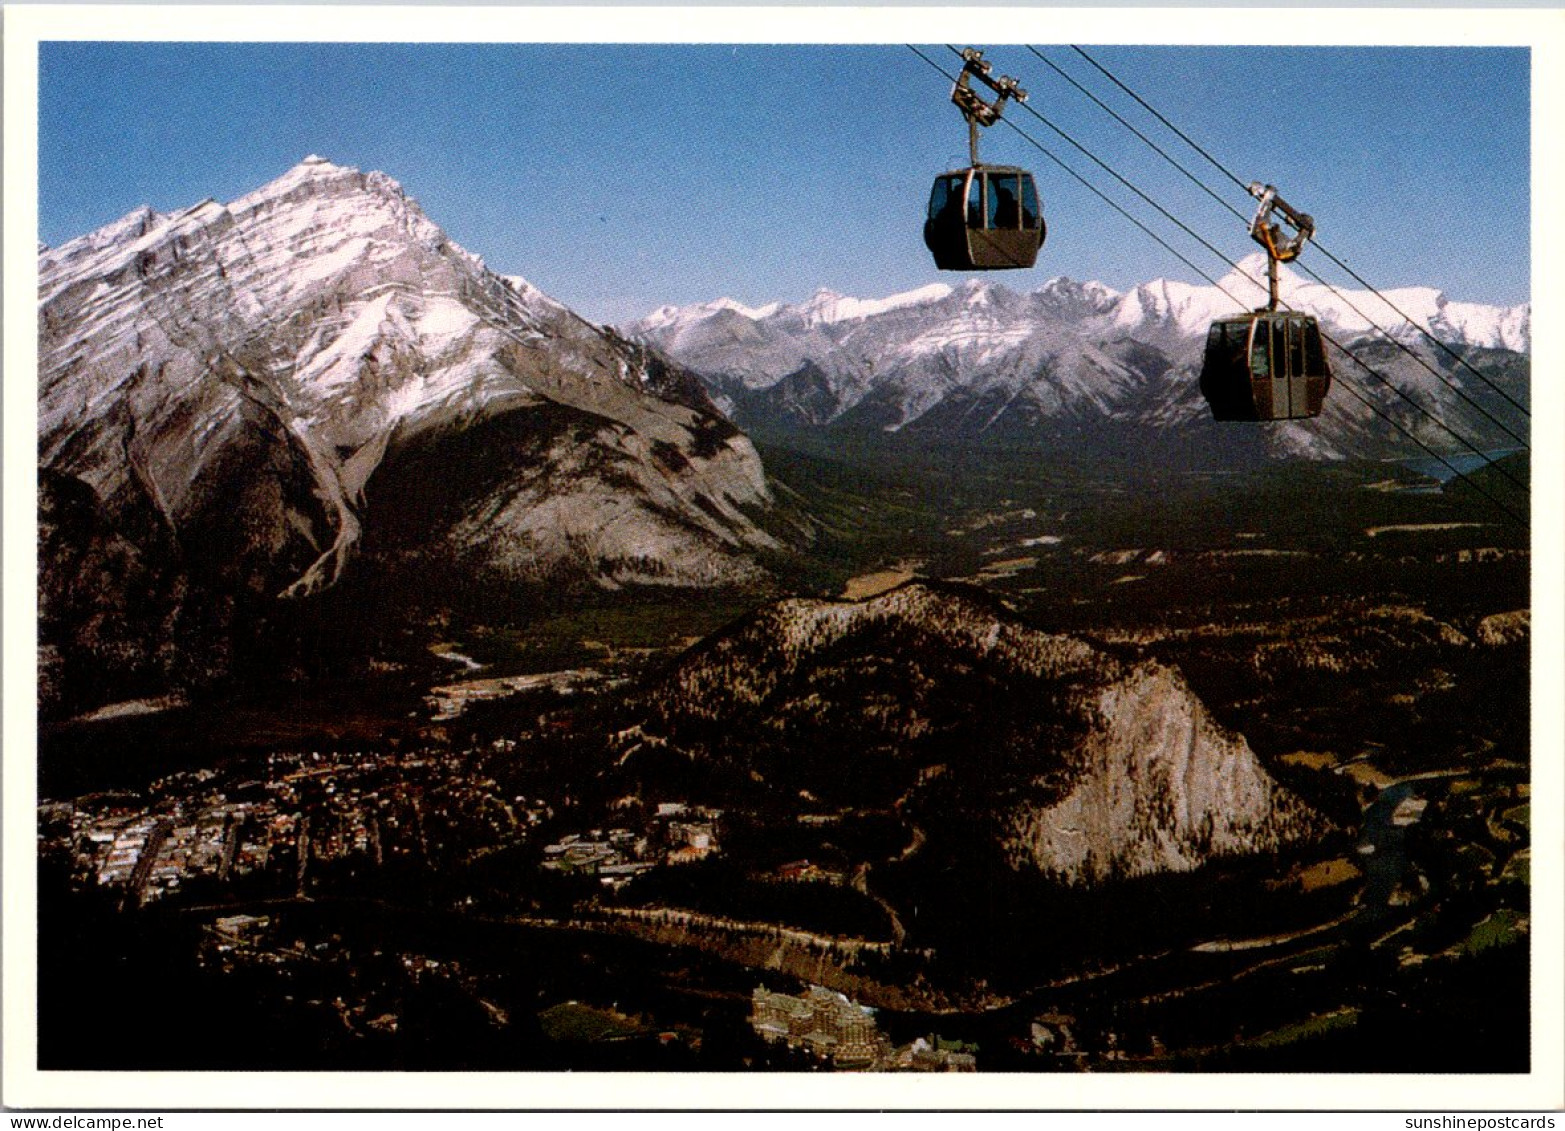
(625, 259, 1530, 461)
(37, 157, 779, 715)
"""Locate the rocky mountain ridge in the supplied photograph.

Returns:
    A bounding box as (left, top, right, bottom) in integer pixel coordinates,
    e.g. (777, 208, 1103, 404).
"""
(37, 157, 779, 714)
(627, 258, 1530, 461)
(626, 582, 1327, 883)
(635, 262, 1529, 359)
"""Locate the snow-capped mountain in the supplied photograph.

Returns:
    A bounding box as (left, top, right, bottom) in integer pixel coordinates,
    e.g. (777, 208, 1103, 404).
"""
(625, 255, 1530, 460)
(38, 156, 779, 715)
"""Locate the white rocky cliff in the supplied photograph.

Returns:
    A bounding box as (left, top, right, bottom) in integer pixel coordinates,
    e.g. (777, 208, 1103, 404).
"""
(1005, 661, 1318, 882)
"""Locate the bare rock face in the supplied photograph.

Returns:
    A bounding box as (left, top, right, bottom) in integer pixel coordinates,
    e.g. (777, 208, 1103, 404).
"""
(1005, 662, 1320, 882)
(635, 582, 1327, 883)
(38, 157, 777, 711)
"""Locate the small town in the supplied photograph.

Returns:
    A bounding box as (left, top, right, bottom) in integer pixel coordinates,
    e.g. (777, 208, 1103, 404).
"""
(542, 802, 723, 889)
(37, 741, 720, 910)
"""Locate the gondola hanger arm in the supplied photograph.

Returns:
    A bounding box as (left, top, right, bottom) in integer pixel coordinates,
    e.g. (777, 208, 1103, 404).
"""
(1247, 182, 1315, 264)
(951, 48, 1027, 165)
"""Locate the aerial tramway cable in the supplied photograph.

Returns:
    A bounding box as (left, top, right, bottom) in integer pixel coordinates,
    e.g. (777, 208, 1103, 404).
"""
(1309, 239, 1532, 421)
(1067, 44, 1252, 196)
(1025, 46, 1251, 228)
(1027, 45, 1529, 452)
(962, 45, 1527, 495)
(904, 45, 1528, 527)
(1066, 44, 1531, 426)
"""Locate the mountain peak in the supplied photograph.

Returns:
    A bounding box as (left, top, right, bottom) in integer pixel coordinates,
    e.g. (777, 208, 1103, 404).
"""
(710, 296, 781, 320)
(275, 153, 356, 186)
(226, 155, 421, 222)
(630, 296, 781, 337)
(1036, 276, 1121, 302)
(795, 283, 955, 326)
(37, 156, 778, 685)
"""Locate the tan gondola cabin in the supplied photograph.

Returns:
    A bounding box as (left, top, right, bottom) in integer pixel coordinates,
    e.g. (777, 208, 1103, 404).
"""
(1198, 182, 1333, 421)
(925, 166, 1046, 271)
(1200, 311, 1331, 421)
(924, 49, 1046, 272)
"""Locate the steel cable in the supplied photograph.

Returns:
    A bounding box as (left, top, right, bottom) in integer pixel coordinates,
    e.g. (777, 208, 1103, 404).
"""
(1028, 45, 1529, 452)
(1068, 44, 1530, 420)
(905, 44, 1528, 525)
(938, 44, 1529, 501)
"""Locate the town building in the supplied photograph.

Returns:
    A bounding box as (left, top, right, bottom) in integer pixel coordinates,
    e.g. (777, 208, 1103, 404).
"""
(750, 985, 891, 1069)
(902, 1035, 978, 1072)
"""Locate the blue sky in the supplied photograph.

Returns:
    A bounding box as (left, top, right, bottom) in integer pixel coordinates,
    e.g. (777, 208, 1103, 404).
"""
(39, 42, 1529, 324)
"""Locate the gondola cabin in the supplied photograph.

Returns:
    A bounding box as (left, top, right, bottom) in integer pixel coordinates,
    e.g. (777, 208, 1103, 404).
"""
(1199, 311, 1331, 421)
(925, 166, 1046, 271)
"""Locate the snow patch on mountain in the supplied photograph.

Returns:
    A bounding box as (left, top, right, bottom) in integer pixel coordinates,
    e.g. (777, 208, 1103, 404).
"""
(636, 295, 782, 336)
(625, 254, 1528, 454)
(39, 156, 778, 611)
(793, 283, 956, 326)
(1207, 252, 1530, 352)
(1036, 276, 1121, 306)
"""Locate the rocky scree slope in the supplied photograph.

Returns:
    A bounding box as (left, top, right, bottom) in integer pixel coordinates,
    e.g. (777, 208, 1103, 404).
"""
(38, 156, 777, 714)
(626, 581, 1327, 883)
